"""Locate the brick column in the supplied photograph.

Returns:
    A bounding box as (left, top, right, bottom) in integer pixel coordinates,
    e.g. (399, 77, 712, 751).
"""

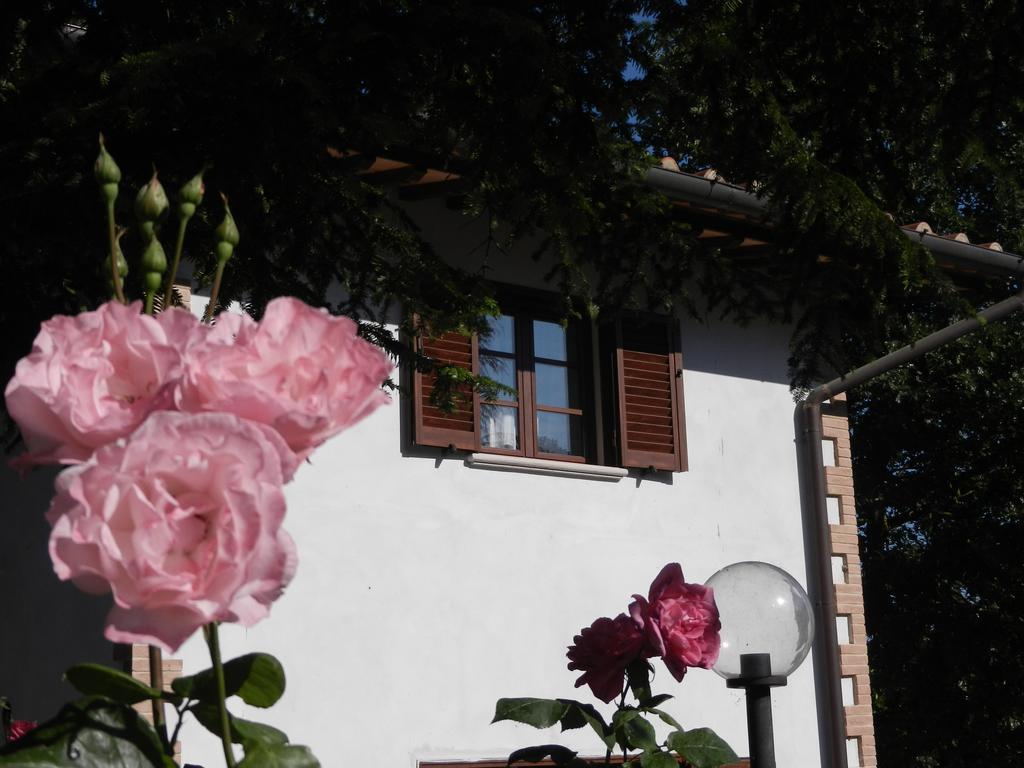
(821, 393, 876, 768)
(113, 643, 183, 763)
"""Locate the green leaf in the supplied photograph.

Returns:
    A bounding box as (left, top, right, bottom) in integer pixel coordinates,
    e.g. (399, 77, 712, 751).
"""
(507, 744, 577, 765)
(613, 708, 659, 752)
(492, 698, 569, 729)
(556, 700, 615, 749)
(640, 751, 679, 768)
(172, 653, 285, 708)
(639, 694, 672, 708)
(237, 743, 321, 767)
(667, 728, 739, 768)
(641, 707, 683, 731)
(65, 663, 168, 706)
(0, 696, 175, 767)
(189, 702, 289, 748)
(626, 660, 653, 703)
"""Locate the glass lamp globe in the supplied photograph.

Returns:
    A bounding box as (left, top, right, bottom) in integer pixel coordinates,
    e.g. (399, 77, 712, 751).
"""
(705, 561, 815, 679)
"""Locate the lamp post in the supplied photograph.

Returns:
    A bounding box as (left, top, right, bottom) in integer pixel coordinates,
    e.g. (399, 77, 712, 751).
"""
(705, 562, 815, 768)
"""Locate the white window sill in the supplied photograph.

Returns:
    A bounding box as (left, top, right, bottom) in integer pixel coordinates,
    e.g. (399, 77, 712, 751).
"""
(465, 452, 628, 481)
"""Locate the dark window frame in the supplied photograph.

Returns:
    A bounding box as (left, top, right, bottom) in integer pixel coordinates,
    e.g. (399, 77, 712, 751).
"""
(410, 288, 686, 472)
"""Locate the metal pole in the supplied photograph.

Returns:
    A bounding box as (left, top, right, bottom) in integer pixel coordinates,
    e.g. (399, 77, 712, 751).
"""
(728, 653, 788, 768)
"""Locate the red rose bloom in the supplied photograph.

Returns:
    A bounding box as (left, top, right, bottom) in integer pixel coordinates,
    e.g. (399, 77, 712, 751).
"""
(630, 563, 721, 681)
(7, 720, 36, 742)
(567, 613, 645, 703)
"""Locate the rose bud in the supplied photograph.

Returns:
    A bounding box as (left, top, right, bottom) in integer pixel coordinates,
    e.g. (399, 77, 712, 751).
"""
(94, 134, 121, 204)
(141, 236, 167, 294)
(214, 193, 240, 263)
(107, 228, 129, 292)
(178, 171, 205, 219)
(135, 171, 169, 239)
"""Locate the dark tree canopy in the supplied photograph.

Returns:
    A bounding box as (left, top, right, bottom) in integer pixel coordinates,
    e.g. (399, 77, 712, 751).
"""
(5, 2, 1024, 765)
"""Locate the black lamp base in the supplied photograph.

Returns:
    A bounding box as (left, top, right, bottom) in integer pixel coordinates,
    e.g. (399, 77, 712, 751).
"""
(726, 653, 788, 768)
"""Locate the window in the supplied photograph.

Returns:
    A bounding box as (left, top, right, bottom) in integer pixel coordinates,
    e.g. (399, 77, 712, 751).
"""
(412, 293, 687, 472)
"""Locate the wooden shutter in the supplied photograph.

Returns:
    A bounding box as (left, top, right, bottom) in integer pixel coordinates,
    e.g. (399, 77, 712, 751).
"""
(413, 331, 478, 450)
(615, 318, 687, 471)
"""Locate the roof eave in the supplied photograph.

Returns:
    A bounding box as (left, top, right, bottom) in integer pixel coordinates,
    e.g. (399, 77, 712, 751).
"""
(644, 166, 1024, 279)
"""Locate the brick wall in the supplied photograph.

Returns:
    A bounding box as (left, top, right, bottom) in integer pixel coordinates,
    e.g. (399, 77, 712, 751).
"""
(115, 643, 183, 763)
(822, 393, 876, 768)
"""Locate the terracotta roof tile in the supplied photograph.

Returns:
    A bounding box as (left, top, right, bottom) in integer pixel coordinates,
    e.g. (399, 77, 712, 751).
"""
(901, 221, 933, 234)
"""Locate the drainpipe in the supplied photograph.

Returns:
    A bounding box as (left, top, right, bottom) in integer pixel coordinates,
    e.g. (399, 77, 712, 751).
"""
(796, 288, 1024, 768)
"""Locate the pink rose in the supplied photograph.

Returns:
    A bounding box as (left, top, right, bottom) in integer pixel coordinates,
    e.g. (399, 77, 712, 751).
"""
(566, 613, 645, 703)
(630, 563, 720, 681)
(175, 297, 391, 462)
(46, 411, 297, 652)
(4, 301, 197, 467)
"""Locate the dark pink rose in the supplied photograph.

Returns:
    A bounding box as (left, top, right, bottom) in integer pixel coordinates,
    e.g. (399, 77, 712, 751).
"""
(4, 301, 197, 467)
(566, 613, 645, 703)
(630, 563, 720, 681)
(7, 720, 36, 742)
(175, 297, 391, 462)
(46, 411, 297, 652)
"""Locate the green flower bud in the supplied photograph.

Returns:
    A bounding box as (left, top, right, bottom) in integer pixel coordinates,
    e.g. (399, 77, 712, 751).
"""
(115, 230, 129, 279)
(214, 193, 239, 263)
(94, 134, 121, 204)
(135, 171, 169, 223)
(178, 171, 205, 219)
(141, 236, 167, 275)
(107, 229, 129, 295)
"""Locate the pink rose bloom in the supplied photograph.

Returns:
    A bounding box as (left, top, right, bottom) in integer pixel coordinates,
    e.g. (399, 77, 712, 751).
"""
(566, 613, 645, 703)
(46, 411, 297, 652)
(4, 301, 197, 467)
(176, 297, 391, 462)
(630, 563, 721, 681)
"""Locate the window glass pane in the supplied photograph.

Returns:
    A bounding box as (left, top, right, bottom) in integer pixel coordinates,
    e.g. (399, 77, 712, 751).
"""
(535, 363, 580, 409)
(481, 315, 515, 353)
(480, 404, 519, 450)
(533, 320, 569, 361)
(479, 354, 517, 400)
(536, 411, 584, 456)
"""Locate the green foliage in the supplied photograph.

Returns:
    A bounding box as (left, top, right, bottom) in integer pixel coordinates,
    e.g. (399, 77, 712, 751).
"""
(492, 698, 569, 729)
(188, 702, 289, 748)
(611, 708, 658, 752)
(64, 663, 167, 706)
(506, 745, 578, 765)
(0, 696, 176, 767)
(667, 728, 739, 768)
(557, 700, 616, 749)
(172, 652, 285, 708)
(853, 297, 1024, 766)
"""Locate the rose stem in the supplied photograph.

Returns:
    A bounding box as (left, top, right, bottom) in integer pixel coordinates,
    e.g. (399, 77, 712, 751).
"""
(202, 260, 227, 324)
(148, 644, 170, 752)
(607, 683, 629, 767)
(205, 622, 237, 767)
(106, 200, 126, 303)
(163, 216, 189, 310)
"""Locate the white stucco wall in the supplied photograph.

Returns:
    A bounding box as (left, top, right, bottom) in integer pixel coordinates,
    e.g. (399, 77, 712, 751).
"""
(176, 307, 821, 767)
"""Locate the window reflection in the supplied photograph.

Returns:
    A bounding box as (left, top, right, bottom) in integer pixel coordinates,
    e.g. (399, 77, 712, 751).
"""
(536, 412, 583, 455)
(535, 364, 579, 409)
(481, 404, 519, 450)
(481, 315, 515, 353)
(533, 320, 568, 361)
(479, 355, 517, 398)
